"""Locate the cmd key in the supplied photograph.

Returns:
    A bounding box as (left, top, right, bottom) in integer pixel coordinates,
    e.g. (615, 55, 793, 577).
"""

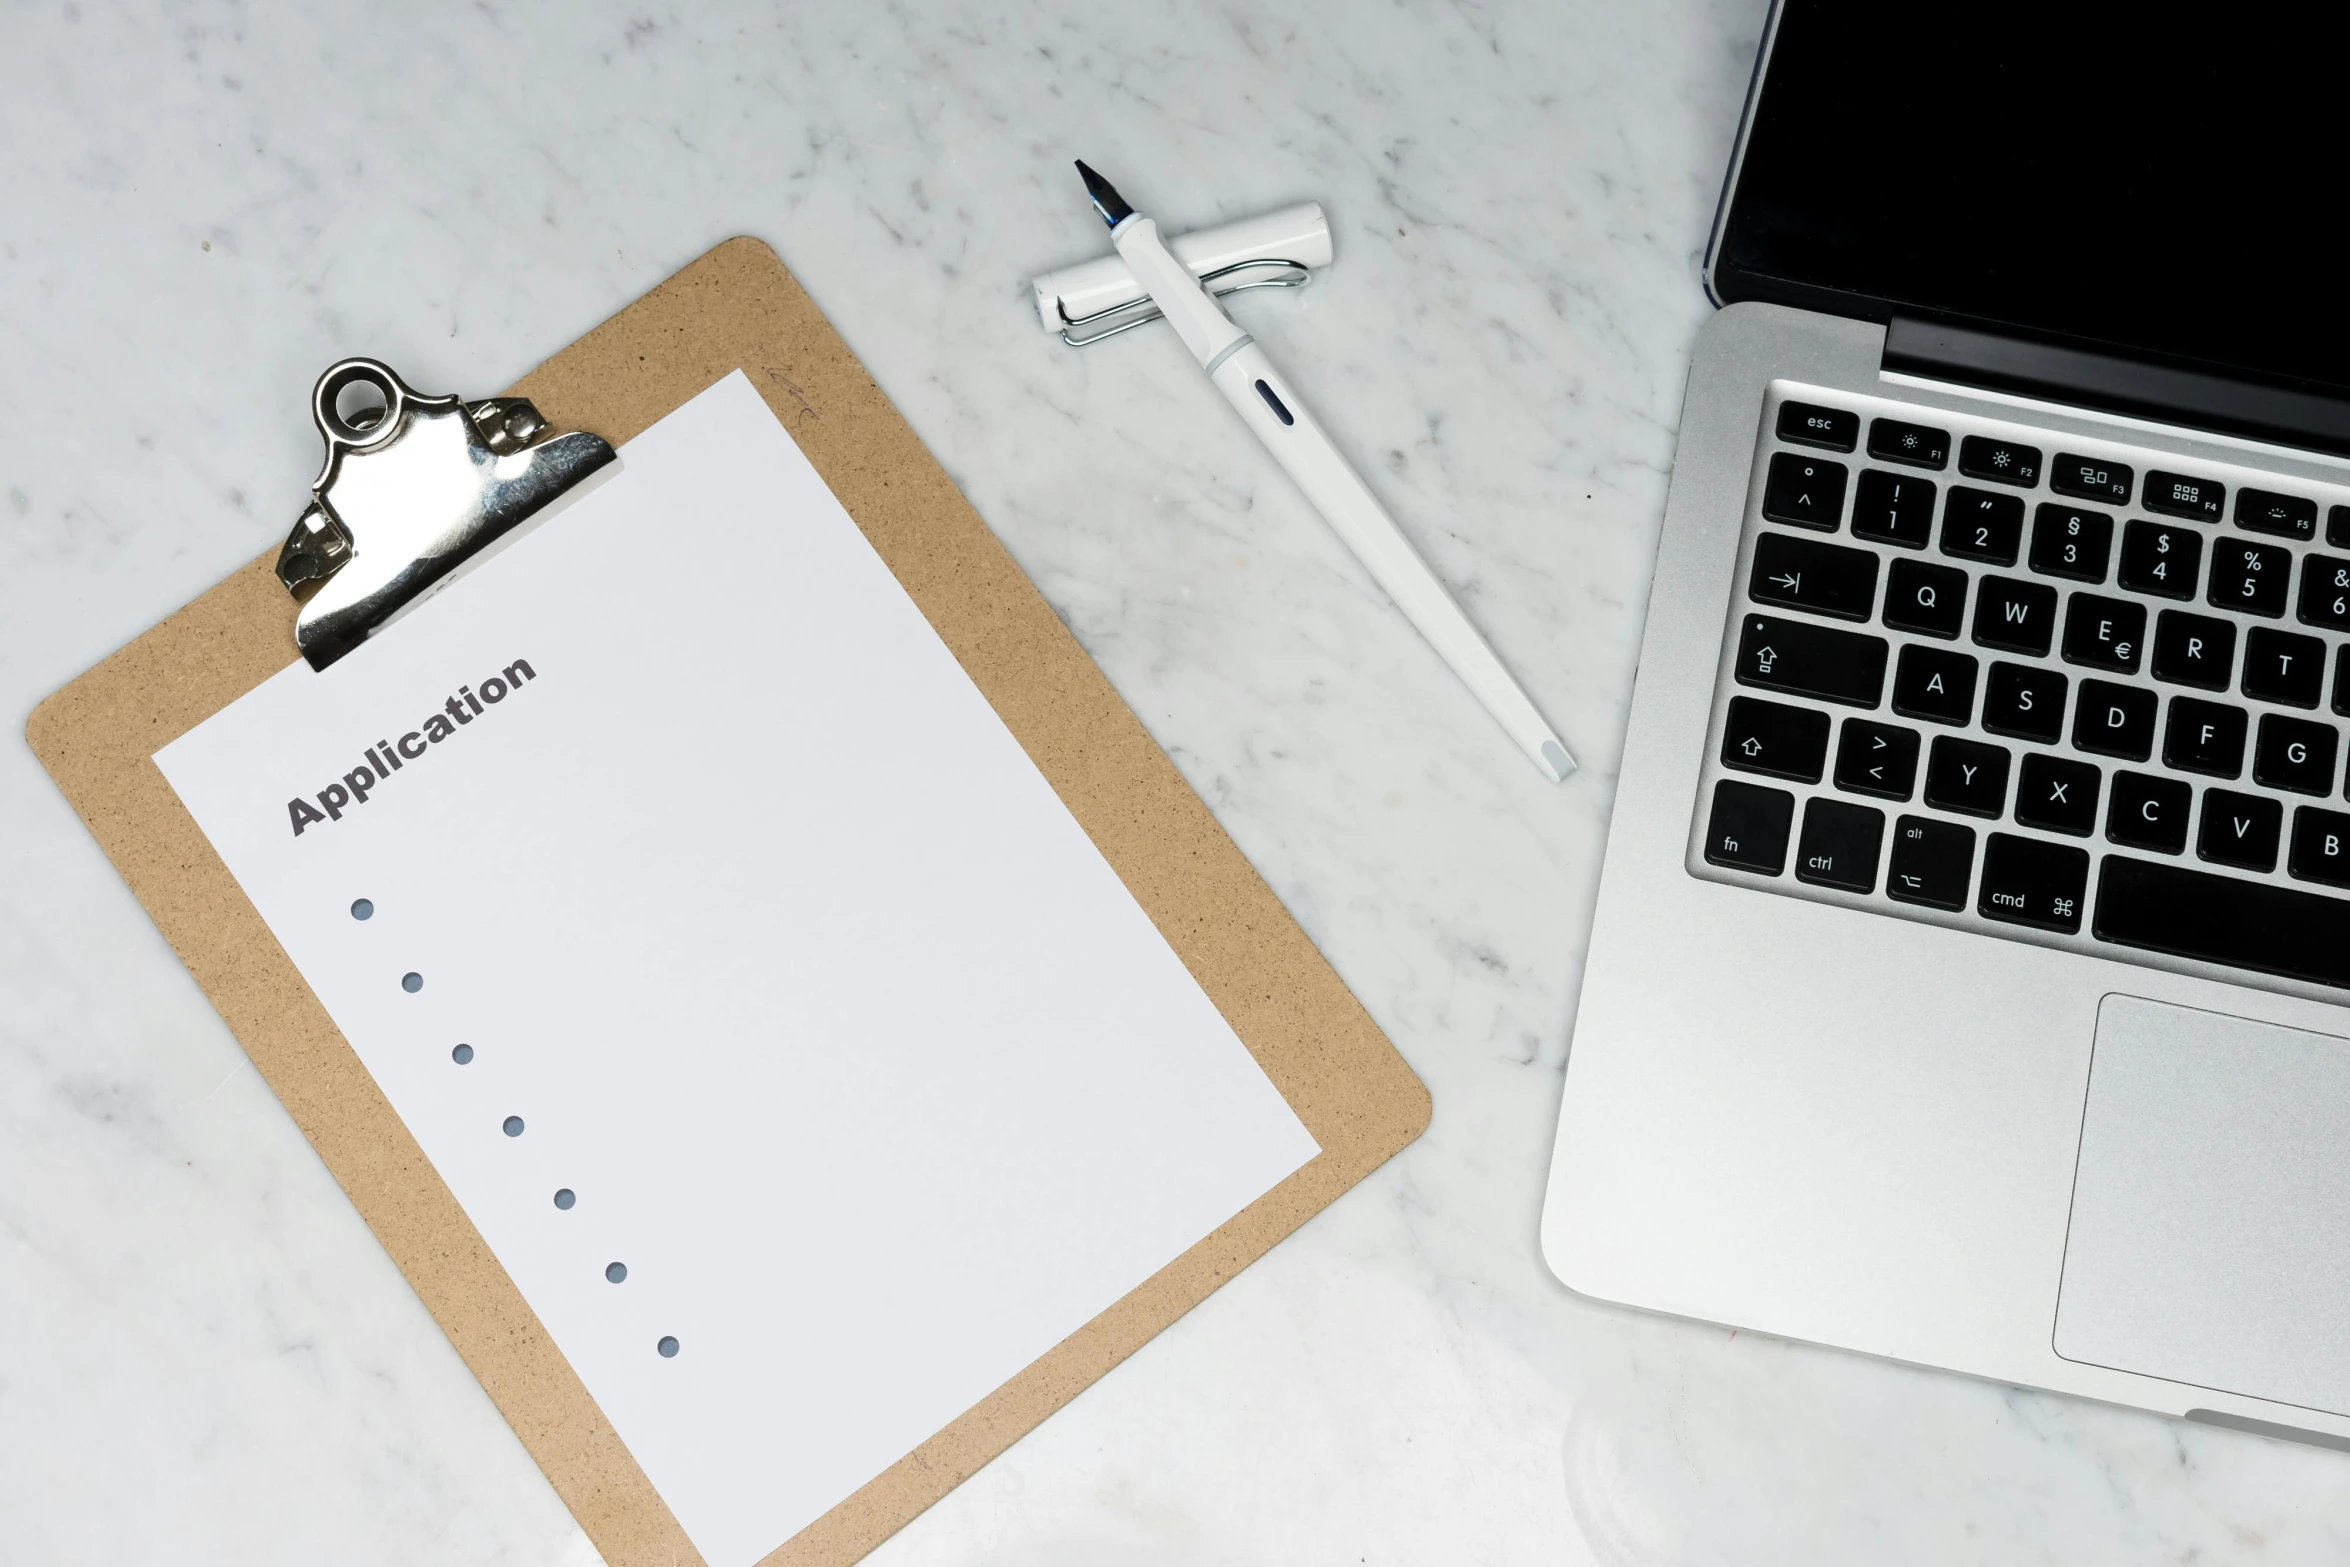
(1735, 615, 1889, 707)
(1979, 832, 2090, 933)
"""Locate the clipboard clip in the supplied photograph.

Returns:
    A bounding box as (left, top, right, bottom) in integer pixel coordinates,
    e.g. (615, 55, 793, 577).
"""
(276, 359, 618, 670)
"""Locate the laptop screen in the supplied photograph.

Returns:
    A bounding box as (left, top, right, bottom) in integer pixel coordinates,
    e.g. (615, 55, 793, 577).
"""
(1711, 3, 2348, 397)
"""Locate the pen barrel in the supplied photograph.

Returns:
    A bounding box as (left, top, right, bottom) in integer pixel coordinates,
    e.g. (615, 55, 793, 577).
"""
(1111, 216, 1249, 365)
(1207, 343, 1573, 780)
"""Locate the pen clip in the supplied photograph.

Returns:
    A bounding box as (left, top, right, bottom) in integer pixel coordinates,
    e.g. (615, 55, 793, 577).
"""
(1057, 257, 1313, 348)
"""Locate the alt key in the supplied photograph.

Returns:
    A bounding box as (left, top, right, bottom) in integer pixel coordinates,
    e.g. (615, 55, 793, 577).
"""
(1887, 814, 1976, 910)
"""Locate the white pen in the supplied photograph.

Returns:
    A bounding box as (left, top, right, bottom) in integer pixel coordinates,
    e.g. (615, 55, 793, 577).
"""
(1075, 161, 1575, 784)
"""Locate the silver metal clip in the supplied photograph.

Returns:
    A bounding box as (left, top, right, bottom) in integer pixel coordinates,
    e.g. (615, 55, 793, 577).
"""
(276, 359, 618, 670)
(1055, 257, 1313, 348)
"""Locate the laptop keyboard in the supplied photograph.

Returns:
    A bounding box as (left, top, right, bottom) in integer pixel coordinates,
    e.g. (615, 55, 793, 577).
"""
(1694, 385, 2350, 993)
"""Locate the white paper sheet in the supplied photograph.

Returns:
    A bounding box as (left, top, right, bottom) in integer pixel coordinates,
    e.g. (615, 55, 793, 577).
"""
(154, 372, 1320, 1567)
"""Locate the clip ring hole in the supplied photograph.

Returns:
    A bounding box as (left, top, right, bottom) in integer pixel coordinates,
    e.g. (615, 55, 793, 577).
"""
(333, 377, 391, 436)
(317, 363, 403, 447)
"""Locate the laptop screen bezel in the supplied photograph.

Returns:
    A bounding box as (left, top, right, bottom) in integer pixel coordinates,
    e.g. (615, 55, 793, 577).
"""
(1700, 2, 2350, 414)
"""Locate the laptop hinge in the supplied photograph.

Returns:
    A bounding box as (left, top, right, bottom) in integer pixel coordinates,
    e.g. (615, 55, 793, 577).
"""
(1883, 315, 2350, 459)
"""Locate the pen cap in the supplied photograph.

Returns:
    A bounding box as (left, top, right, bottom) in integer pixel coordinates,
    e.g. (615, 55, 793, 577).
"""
(1031, 201, 1331, 333)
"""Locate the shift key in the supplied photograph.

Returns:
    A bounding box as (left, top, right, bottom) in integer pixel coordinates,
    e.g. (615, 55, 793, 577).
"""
(1735, 615, 1889, 707)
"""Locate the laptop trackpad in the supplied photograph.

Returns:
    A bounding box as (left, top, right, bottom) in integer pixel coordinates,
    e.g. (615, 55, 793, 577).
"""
(2056, 994, 2350, 1416)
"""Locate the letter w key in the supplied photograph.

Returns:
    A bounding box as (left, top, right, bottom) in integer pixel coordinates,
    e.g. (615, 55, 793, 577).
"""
(1972, 576, 2059, 657)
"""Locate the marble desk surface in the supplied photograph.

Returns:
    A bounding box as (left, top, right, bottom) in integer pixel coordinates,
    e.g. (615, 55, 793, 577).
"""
(4, 2, 2346, 1563)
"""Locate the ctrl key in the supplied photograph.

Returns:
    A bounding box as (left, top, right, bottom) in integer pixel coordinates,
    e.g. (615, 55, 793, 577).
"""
(1703, 779, 1795, 875)
(1795, 798, 1885, 892)
(1978, 832, 2091, 933)
(1887, 815, 1976, 910)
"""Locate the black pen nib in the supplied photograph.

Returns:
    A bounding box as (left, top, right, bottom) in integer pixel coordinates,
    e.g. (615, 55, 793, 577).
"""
(1074, 160, 1134, 229)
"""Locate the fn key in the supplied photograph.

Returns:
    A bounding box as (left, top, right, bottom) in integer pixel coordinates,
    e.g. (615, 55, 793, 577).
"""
(1703, 779, 1794, 875)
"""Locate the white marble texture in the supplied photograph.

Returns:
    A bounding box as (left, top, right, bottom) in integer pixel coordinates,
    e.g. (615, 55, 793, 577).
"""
(2, 2, 2346, 1563)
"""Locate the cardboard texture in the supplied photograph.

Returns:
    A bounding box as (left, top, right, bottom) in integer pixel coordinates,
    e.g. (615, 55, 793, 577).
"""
(26, 237, 1430, 1567)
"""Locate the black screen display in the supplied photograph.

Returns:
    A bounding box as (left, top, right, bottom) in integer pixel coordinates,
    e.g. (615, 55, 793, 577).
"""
(1714, 3, 2350, 395)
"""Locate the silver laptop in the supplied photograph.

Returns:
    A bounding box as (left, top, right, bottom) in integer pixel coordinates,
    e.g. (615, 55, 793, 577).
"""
(1543, 3, 2350, 1450)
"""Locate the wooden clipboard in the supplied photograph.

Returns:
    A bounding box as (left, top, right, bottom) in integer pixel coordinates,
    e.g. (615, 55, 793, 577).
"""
(25, 237, 1430, 1567)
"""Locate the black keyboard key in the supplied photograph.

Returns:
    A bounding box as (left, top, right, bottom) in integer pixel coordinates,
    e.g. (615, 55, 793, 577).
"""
(1795, 798, 1885, 892)
(1777, 400, 1858, 452)
(2290, 807, 2350, 888)
(1749, 532, 1879, 621)
(2254, 714, 2338, 795)
(2144, 470, 2225, 522)
(1735, 615, 1889, 707)
(1762, 452, 1848, 530)
(2050, 452, 2132, 504)
(1834, 718, 1920, 800)
(2074, 680, 2158, 760)
(1979, 832, 2089, 932)
(1924, 736, 2010, 817)
(1981, 661, 2067, 744)
(2337, 645, 2350, 718)
(2015, 753, 2101, 837)
(2095, 855, 2350, 985)
(2242, 626, 2325, 708)
(2332, 506, 2350, 551)
(2300, 554, 2350, 630)
(1941, 487, 2025, 565)
(1957, 436, 2042, 487)
(2149, 609, 2235, 690)
(1891, 645, 1978, 725)
(2061, 594, 2145, 673)
(1971, 575, 2058, 655)
(1883, 558, 1968, 638)
(1704, 779, 1794, 874)
(1852, 469, 1936, 548)
(2029, 503, 2114, 582)
(2117, 519, 2202, 600)
(2236, 487, 2317, 541)
(2197, 789, 2282, 872)
(2208, 538, 2291, 617)
(1868, 417, 1950, 470)
(2164, 696, 2248, 777)
(2107, 771, 2191, 853)
(1887, 814, 1975, 910)
(1721, 696, 1830, 782)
